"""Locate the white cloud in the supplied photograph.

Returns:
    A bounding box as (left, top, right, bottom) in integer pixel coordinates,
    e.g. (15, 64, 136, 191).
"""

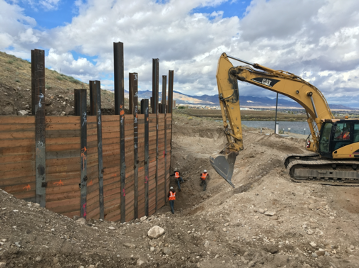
(39, 0, 239, 95)
(46, 48, 97, 80)
(0, 33, 14, 49)
(0, 0, 39, 52)
(39, 0, 60, 10)
(19, 28, 39, 43)
(2, 0, 359, 106)
(225, 0, 359, 106)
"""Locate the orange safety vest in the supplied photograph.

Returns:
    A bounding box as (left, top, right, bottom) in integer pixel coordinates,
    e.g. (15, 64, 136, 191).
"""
(169, 191, 176, 201)
(337, 131, 350, 140)
(175, 172, 180, 179)
(201, 172, 208, 180)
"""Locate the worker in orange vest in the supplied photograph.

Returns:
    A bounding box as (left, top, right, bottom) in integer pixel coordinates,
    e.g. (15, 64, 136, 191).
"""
(200, 170, 209, 191)
(170, 168, 184, 191)
(168, 186, 176, 214)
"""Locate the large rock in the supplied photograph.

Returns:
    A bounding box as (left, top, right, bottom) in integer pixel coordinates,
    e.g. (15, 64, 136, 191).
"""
(137, 259, 145, 266)
(147, 226, 165, 239)
(45, 98, 52, 106)
(3, 104, 14, 115)
(18, 110, 28, 116)
(163, 247, 172, 255)
(263, 244, 279, 254)
(264, 211, 276, 216)
(76, 218, 86, 225)
(124, 243, 136, 248)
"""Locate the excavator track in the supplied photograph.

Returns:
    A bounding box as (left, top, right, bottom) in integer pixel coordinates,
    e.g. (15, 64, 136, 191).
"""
(285, 154, 359, 186)
(284, 153, 319, 168)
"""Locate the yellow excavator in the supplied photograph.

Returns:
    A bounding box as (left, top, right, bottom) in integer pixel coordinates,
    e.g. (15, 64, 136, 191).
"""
(210, 53, 359, 187)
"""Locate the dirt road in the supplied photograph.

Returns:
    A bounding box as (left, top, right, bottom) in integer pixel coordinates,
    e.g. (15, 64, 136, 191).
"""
(1, 114, 359, 268)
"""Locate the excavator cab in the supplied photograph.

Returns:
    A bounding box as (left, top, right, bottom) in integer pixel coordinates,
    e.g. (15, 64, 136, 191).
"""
(319, 120, 359, 159)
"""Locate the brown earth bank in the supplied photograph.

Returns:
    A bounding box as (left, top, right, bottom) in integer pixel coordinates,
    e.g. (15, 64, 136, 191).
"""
(0, 51, 123, 116)
(1, 113, 359, 268)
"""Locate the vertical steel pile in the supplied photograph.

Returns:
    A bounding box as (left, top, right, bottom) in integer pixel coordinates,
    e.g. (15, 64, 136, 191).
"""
(32, 49, 46, 207)
(114, 42, 126, 223)
(130, 73, 139, 218)
(162, 75, 168, 202)
(90, 81, 104, 219)
(152, 59, 159, 211)
(168, 70, 174, 169)
(140, 99, 150, 216)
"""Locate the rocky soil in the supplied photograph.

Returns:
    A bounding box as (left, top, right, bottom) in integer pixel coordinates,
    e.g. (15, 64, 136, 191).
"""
(0, 113, 359, 268)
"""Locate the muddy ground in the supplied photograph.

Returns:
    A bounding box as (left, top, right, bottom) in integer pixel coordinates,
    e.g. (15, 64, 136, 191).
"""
(1, 114, 359, 268)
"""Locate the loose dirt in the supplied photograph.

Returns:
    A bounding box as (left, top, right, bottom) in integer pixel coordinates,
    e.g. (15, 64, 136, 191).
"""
(1, 113, 359, 268)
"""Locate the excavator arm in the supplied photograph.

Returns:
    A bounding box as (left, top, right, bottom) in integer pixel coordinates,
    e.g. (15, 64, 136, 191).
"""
(210, 54, 244, 187)
(211, 53, 334, 187)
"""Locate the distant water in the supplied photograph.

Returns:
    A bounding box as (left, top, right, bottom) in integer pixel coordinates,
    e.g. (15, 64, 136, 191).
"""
(242, 121, 309, 135)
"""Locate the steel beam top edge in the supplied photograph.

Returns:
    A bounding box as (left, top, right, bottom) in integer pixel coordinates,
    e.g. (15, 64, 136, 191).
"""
(162, 75, 167, 114)
(114, 42, 124, 115)
(168, 70, 174, 114)
(152, 59, 159, 114)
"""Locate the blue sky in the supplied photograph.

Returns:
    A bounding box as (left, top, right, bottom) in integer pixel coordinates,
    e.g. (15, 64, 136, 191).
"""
(1, 0, 359, 107)
(18, 0, 75, 29)
(192, 0, 252, 19)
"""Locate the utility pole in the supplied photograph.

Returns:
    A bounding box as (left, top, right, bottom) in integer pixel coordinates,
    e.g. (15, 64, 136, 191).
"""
(274, 93, 278, 134)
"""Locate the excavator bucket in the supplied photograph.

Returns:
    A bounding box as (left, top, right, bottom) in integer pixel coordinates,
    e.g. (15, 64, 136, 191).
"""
(210, 152, 237, 188)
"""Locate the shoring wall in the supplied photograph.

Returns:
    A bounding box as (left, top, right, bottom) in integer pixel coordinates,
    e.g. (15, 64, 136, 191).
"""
(0, 113, 172, 221)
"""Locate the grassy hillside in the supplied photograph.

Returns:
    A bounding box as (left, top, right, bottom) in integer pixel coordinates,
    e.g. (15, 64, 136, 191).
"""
(0, 51, 118, 116)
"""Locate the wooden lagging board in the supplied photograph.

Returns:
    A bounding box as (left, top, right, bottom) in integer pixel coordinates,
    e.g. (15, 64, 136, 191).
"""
(0, 117, 36, 201)
(101, 115, 121, 221)
(137, 114, 146, 218)
(45, 116, 81, 218)
(165, 114, 172, 200)
(86, 116, 100, 219)
(147, 114, 157, 215)
(124, 115, 135, 222)
(157, 114, 166, 208)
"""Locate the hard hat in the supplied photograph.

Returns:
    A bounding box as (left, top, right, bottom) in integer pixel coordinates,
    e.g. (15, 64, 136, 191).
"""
(204, 170, 207, 173)
(170, 186, 174, 190)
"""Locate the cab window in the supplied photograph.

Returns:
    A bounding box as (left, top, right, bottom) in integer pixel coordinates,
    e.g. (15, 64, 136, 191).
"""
(319, 123, 332, 153)
(333, 123, 352, 150)
(333, 123, 351, 141)
(354, 124, 359, 142)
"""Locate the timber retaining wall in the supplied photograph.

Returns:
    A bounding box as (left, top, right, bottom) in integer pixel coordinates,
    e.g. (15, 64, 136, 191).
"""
(0, 113, 172, 221)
